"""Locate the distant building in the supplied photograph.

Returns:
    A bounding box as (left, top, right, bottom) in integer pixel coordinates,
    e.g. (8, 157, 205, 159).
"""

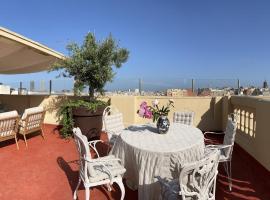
(263, 80, 268, 89)
(134, 88, 140, 94)
(198, 88, 228, 97)
(262, 90, 270, 96)
(186, 89, 196, 96)
(0, 84, 10, 94)
(167, 89, 187, 97)
(198, 88, 211, 96)
(243, 87, 255, 96)
(209, 89, 227, 96)
(252, 88, 263, 96)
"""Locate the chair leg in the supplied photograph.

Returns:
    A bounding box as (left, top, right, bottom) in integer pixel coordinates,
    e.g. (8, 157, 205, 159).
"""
(15, 135, 19, 150)
(115, 178, 125, 200)
(228, 160, 232, 191)
(85, 187, 90, 200)
(23, 134, 28, 148)
(106, 183, 112, 191)
(73, 178, 81, 200)
(223, 161, 232, 191)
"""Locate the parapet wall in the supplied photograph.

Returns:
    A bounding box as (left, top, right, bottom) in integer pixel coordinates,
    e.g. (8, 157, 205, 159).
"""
(231, 96, 270, 171)
(1, 94, 270, 170)
(0, 95, 225, 131)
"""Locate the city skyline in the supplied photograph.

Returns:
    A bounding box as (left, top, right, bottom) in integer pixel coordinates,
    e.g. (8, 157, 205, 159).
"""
(1, 78, 269, 94)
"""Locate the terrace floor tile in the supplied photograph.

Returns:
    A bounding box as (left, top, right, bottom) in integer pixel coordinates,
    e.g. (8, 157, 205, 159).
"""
(0, 124, 269, 200)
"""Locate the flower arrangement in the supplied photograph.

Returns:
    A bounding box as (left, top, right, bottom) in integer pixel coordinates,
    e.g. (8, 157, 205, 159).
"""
(138, 99, 174, 122)
(138, 101, 153, 119)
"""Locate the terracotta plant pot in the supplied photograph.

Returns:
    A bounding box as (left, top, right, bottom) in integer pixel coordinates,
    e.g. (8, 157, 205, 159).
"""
(72, 106, 105, 140)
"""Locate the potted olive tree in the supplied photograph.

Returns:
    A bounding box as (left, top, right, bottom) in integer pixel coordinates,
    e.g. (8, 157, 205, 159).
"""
(52, 33, 129, 139)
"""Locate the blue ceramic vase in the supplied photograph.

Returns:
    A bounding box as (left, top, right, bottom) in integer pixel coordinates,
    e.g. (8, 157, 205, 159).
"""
(156, 115, 170, 134)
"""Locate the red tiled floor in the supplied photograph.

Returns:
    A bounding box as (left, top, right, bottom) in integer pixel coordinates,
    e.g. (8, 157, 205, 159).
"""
(0, 125, 269, 200)
(207, 134, 270, 200)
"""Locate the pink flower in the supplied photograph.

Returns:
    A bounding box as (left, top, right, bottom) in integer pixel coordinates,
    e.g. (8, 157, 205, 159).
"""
(138, 107, 145, 117)
(140, 101, 147, 109)
(137, 101, 153, 119)
(144, 107, 153, 119)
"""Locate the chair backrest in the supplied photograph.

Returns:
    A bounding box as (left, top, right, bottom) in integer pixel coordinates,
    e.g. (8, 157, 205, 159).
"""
(22, 107, 45, 132)
(222, 117, 237, 158)
(173, 111, 195, 126)
(73, 127, 96, 183)
(179, 149, 220, 200)
(0, 111, 19, 138)
(103, 106, 124, 136)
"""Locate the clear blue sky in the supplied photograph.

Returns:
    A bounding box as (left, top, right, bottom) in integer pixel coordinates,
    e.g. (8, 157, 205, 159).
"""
(1, 0, 270, 87)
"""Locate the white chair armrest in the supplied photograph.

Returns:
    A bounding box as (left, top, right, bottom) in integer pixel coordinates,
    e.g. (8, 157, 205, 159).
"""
(204, 138, 212, 142)
(88, 140, 104, 145)
(88, 140, 104, 158)
(204, 132, 225, 143)
(204, 131, 225, 135)
(206, 144, 232, 150)
(93, 158, 122, 164)
(83, 157, 122, 165)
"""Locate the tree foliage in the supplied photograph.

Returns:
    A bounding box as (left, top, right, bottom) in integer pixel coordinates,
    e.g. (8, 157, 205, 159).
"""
(51, 32, 129, 137)
(52, 33, 129, 98)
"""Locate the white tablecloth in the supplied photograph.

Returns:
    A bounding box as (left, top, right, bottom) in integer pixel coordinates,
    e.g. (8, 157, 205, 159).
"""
(111, 123, 205, 200)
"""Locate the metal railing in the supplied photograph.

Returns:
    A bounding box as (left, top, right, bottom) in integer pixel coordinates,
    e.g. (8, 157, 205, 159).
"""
(0, 78, 269, 96)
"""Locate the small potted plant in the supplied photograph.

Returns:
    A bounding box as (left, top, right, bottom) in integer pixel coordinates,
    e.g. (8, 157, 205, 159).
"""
(52, 33, 129, 139)
(138, 99, 174, 134)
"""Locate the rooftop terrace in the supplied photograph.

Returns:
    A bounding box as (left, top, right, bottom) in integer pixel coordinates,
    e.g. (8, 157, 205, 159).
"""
(1, 124, 269, 200)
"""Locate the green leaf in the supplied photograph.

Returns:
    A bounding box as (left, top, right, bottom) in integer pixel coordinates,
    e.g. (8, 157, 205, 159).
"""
(51, 32, 129, 99)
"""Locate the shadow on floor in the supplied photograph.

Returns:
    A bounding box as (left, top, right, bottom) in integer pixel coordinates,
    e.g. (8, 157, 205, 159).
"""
(206, 133, 270, 200)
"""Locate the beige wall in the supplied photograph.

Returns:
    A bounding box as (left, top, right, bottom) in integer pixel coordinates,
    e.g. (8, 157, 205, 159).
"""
(0, 94, 225, 131)
(109, 96, 137, 127)
(133, 96, 224, 131)
(0, 95, 68, 124)
(1, 94, 270, 171)
(231, 96, 270, 171)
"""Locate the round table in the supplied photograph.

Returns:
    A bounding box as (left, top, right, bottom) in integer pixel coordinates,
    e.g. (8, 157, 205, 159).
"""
(111, 123, 205, 200)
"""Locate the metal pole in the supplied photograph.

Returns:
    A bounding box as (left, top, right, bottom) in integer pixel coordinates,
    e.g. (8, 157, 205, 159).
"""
(49, 80, 52, 95)
(191, 79, 194, 93)
(237, 79, 240, 95)
(19, 82, 22, 95)
(139, 78, 142, 95)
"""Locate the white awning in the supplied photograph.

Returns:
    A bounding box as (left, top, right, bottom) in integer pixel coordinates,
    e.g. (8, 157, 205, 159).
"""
(0, 27, 65, 74)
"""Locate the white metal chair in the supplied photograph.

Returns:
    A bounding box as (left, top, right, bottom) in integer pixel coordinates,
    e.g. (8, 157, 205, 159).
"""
(18, 106, 45, 147)
(156, 149, 220, 200)
(0, 111, 20, 149)
(102, 106, 124, 144)
(204, 114, 237, 191)
(73, 127, 126, 200)
(173, 111, 195, 126)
